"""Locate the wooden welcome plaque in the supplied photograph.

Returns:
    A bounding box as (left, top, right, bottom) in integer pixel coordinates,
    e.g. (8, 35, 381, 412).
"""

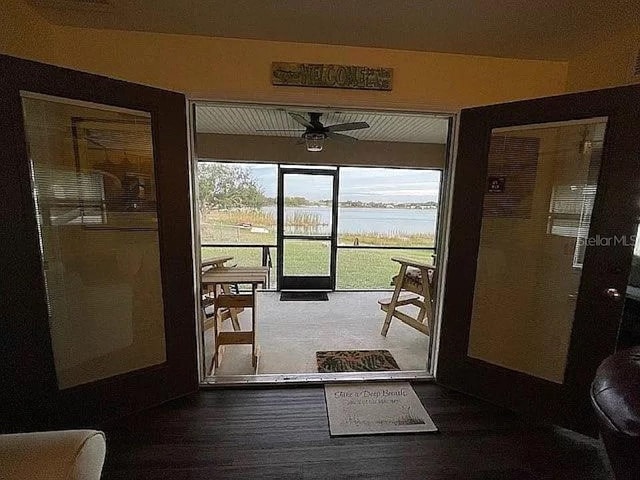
(271, 62, 393, 91)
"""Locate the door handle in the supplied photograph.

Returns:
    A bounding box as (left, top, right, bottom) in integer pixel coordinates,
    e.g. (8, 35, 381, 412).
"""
(603, 288, 622, 301)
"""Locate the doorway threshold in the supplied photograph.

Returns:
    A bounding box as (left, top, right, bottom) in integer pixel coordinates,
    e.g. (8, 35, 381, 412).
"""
(201, 370, 433, 387)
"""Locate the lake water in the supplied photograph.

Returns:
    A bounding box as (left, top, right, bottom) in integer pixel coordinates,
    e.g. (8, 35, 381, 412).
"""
(262, 206, 438, 235)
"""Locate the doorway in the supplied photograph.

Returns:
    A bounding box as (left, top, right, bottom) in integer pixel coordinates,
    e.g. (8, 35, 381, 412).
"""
(278, 166, 339, 291)
(192, 102, 452, 381)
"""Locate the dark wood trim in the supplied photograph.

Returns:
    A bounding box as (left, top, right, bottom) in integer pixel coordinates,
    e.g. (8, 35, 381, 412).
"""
(0, 54, 198, 431)
(437, 84, 640, 435)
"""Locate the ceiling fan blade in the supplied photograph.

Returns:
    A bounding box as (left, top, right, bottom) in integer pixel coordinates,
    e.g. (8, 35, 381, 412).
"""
(255, 129, 305, 132)
(288, 112, 314, 129)
(326, 121, 370, 132)
(327, 131, 358, 143)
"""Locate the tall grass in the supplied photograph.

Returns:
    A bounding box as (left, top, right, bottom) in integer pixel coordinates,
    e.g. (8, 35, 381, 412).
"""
(205, 209, 275, 227)
(201, 209, 327, 228)
(286, 212, 326, 226)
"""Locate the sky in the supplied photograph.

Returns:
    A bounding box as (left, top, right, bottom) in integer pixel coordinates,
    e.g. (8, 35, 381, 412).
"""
(221, 163, 442, 203)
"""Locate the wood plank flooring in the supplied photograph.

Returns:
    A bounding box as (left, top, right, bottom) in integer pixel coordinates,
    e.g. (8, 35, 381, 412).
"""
(101, 384, 612, 479)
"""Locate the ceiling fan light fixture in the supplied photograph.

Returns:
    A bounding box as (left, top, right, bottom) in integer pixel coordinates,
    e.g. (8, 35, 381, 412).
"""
(304, 132, 325, 152)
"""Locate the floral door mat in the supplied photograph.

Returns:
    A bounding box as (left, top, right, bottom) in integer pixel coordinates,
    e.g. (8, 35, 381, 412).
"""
(316, 349, 400, 373)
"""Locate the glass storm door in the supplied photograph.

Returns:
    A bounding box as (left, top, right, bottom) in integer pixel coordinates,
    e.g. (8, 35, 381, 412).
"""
(437, 85, 640, 435)
(277, 166, 339, 290)
(0, 54, 197, 431)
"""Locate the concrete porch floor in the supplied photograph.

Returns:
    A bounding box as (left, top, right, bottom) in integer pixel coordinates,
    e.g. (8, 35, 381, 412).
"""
(204, 291, 430, 376)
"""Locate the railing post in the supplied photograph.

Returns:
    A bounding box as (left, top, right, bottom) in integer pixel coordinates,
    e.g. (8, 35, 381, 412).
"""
(262, 246, 273, 289)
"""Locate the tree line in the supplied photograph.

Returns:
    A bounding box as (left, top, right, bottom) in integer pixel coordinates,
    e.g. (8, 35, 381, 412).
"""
(198, 163, 438, 211)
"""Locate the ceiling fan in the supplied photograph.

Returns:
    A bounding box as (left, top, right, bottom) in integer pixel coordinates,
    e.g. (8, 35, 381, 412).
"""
(256, 112, 370, 152)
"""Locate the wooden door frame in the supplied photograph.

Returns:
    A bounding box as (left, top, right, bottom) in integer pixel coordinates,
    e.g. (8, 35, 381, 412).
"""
(0, 54, 198, 431)
(277, 165, 340, 291)
(436, 85, 640, 434)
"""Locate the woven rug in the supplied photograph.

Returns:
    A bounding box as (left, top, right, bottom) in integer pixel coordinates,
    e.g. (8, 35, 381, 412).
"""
(316, 349, 400, 373)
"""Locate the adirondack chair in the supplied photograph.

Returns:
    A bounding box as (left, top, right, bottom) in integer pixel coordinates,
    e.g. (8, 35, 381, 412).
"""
(379, 257, 436, 336)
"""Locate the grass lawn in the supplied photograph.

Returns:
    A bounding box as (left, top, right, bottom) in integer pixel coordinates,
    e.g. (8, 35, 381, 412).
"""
(336, 247, 433, 289)
(202, 242, 434, 289)
(200, 208, 435, 289)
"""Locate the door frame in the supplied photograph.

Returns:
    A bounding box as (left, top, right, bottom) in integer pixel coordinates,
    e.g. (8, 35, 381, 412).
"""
(189, 100, 458, 384)
(0, 54, 198, 430)
(436, 85, 640, 434)
(277, 165, 340, 291)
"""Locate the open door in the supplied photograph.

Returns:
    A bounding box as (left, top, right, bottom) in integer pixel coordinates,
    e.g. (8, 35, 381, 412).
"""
(437, 84, 640, 435)
(277, 166, 339, 290)
(0, 55, 197, 431)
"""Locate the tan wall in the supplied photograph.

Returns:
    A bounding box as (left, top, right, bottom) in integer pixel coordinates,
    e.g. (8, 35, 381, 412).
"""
(566, 25, 640, 91)
(1, 0, 568, 111)
(196, 133, 446, 169)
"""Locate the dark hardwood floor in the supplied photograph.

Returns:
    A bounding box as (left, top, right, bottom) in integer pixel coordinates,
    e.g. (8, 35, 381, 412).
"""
(101, 383, 612, 479)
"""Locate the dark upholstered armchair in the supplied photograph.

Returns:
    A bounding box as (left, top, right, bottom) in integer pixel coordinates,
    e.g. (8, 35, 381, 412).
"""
(591, 347, 640, 480)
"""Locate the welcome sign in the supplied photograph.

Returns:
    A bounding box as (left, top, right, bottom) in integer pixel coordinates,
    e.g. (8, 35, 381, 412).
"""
(324, 382, 438, 435)
(271, 62, 393, 91)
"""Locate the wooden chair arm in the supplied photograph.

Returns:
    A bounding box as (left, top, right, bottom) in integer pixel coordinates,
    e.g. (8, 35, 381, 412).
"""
(391, 256, 435, 270)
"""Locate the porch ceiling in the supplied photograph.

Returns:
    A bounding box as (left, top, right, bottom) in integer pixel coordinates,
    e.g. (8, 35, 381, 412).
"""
(195, 105, 450, 144)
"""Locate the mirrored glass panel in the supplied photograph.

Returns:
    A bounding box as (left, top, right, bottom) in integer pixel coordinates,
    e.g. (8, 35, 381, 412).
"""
(22, 93, 166, 389)
(467, 118, 608, 383)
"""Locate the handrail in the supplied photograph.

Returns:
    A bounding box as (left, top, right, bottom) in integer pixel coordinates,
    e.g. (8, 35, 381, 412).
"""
(201, 243, 435, 291)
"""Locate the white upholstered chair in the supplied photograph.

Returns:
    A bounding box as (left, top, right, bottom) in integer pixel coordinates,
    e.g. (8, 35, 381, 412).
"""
(0, 429, 106, 480)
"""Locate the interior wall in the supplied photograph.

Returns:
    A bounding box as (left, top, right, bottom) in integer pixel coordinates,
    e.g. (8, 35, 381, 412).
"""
(566, 25, 640, 91)
(1, 0, 569, 111)
(196, 133, 446, 169)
